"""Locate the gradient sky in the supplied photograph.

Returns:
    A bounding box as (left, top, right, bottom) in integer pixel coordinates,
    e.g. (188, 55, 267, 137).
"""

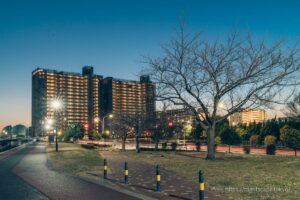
(1, 0, 300, 130)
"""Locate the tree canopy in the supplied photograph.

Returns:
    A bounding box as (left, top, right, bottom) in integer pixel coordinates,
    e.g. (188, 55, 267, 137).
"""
(144, 24, 300, 159)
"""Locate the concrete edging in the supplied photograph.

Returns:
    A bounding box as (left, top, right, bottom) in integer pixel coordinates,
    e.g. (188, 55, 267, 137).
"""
(0, 141, 33, 156)
(75, 175, 158, 200)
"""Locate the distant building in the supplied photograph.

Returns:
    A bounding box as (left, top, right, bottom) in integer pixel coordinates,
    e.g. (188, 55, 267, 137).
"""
(156, 108, 198, 126)
(229, 109, 266, 126)
(32, 67, 155, 137)
(102, 75, 156, 124)
(32, 67, 102, 136)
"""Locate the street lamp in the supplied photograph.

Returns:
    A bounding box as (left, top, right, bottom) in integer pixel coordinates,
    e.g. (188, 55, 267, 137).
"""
(51, 99, 63, 152)
(52, 99, 63, 110)
(102, 114, 113, 134)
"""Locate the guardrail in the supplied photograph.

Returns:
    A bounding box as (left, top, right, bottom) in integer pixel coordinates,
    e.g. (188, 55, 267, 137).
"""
(0, 138, 32, 152)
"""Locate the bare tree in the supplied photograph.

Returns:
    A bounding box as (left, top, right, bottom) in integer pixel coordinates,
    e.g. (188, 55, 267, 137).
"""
(286, 93, 300, 118)
(113, 114, 146, 153)
(153, 101, 172, 150)
(144, 25, 300, 159)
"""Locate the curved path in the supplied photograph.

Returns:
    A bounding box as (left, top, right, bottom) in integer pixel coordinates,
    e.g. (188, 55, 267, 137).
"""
(0, 144, 48, 200)
(2, 142, 139, 200)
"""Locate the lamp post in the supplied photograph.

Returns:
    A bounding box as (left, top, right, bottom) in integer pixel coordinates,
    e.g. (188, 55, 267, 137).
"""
(94, 117, 100, 135)
(51, 99, 63, 152)
(102, 114, 113, 134)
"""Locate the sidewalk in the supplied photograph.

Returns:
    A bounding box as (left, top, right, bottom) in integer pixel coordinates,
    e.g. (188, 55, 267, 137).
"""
(13, 143, 138, 200)
(99, 151, 227, 200)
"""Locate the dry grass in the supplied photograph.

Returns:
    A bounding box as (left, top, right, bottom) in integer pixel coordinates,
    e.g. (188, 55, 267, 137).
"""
(124, 151, 300, 200)
(47, 143, 103, 176)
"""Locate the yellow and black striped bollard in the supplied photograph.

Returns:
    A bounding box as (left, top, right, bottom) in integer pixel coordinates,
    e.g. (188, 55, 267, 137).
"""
(199, 170, 204, 200)
(103, 159, 108, 179)
(156, 165, 161, 191)
(124, 161, 128, 184)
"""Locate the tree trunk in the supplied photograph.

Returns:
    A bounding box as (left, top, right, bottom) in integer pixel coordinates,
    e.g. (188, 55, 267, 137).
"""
(295, 149, 297, 157)
(136, 135, 140, 153)
(155, 139, 159, 151)
(229, 145, 231, 153)
(206, 125, 215, 160)
(122, 128, 126, 151)
(135, 124, 141, 153)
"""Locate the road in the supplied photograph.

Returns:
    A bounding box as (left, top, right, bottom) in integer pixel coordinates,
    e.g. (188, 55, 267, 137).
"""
(0, 142, 139, 200)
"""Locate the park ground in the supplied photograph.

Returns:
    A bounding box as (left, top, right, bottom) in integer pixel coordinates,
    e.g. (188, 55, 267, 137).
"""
(47, 143, 300, 200)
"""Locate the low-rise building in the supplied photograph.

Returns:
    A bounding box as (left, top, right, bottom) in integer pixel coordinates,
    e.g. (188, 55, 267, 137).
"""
(229, 109, 266, 126)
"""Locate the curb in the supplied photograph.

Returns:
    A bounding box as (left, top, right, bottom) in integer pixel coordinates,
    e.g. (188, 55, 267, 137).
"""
(76, 175, 158, 200)
(0, 141, 33, 156)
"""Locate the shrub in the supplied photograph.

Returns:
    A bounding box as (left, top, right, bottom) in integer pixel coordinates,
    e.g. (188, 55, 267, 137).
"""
(249, 135, 259, 147)
(243, 145, 251, 154)
(285, 128, 300, 157)
(266, 144, 276, 155)
(264, 135, 277, 146)
(280, 125, 290, 144)
(214, 136, 221, 152)
(81, 144, 94, 149)
(195, 141, 201, 152)
(214, 136, 221, 146)
(264, 135, 277, 155)
(220, 127, 242, 153)
(171, 142, 177, 151)
(162, 142, 168, 150)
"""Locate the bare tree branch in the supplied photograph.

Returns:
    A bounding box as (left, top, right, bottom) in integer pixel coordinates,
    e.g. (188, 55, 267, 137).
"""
(143, 26, 300, 159)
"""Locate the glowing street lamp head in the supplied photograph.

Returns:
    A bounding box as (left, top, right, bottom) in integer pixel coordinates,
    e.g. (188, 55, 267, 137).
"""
(52, 99, 63, 110)
(109, 114, 113, 118)
(45, 124, 51, 130)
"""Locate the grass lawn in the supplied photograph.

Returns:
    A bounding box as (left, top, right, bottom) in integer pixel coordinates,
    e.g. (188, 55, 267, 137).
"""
(123, 151, 300, 200)
(47, 142, 103, 176)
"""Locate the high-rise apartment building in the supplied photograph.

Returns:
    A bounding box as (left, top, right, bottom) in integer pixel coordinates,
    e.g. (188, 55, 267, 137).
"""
(31, 66, 155, 136)
(229, 109, 266, 126)
(102, 75, 155, 122)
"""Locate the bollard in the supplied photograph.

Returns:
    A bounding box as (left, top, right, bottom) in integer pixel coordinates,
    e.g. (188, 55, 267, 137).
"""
(199, 170, 204, 200)
(156, 165, 161, 191)
(124, 161, 128, 184)
(103, 159, 108, 179)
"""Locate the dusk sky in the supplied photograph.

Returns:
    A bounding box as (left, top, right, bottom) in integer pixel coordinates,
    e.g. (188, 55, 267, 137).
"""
(1, 0, 300, 130)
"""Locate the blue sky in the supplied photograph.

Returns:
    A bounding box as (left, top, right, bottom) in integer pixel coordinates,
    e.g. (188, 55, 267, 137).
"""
(1, 0, 300, 129)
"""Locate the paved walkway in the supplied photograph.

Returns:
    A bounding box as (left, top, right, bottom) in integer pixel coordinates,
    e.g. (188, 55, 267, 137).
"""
(100, 151, 226, 200)
(13, 143, 139, 200)
(0, 143, 48, 200)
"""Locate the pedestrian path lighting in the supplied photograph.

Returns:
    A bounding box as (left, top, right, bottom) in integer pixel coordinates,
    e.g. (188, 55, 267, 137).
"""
(44, 124, 51, 130)
(52, 99, 63, 110)
(102, 114, 113, 134)
(51, 99, 63, 152)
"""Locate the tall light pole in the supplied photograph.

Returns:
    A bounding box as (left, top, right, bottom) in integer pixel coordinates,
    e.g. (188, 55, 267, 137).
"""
(102, 114, 113, 134)
(94, 117, 100, 135)
(52, 99, 63, 152)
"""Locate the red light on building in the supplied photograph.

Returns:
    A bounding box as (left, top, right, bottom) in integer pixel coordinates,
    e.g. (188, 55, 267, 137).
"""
(84, 124, 89, 130)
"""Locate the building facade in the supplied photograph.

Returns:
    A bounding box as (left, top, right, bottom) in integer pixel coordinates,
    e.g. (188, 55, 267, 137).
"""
(101, 75, 156, 130)
(32, 67, 155, 136)
(229, 109, 266, 126)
